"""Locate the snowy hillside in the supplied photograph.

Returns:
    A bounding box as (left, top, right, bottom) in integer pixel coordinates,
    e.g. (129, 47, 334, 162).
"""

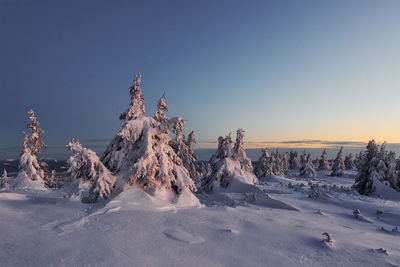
(1, 169, 399, 267)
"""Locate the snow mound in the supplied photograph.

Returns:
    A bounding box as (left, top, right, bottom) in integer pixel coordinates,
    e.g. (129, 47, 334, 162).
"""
(99, 188, 201, 214)
(12, 172, 48, 191)
(372, 178, 400, 201)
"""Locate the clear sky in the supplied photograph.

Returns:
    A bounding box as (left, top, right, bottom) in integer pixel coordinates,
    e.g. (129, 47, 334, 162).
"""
(1, 0, 400, 151)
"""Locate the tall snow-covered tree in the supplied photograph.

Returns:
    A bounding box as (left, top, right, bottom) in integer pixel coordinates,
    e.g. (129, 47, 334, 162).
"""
(1, 169, 10, 189)
(318, 149, 330, 170)
(119, 72, 145, 121)
(202, 130, 258, 191)
(281, 152, 290, 175)
(344, 153, 355, 170)
(67, 139, 116, 202)
(289, 150, 300, 169)
(233, 128, 253, 174)
(169, 114, 200, 183)
(18, 109, 50, 186)
(101, 74, 198, 204)
(300, 150, 307, 166)
(299, 153, 316, 178)
(331, 147, 346, 176)
(154, 93, 168, 122)
(354, 140, 381, 195)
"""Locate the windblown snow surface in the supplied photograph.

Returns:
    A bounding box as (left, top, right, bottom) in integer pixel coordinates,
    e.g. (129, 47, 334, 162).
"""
(1, 170, 400, 266)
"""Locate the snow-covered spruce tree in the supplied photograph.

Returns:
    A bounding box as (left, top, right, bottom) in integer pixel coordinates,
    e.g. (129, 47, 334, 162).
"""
(1, 169, 10, 189)
(344, 153, 356, 170)
(255, 148, 273, 177)
(331, 147, 346, 176)
(202, 130, 258, 191)
(299, 153, 316, 178)
(168, 108, 200, 183)
(101, 74, 197, 204)
(119, 72, 145, 121)
(300, 150, 307, 166)
(289, 150, 300, 169)
(18, 109, 50, 186)
(67, 139, 116, 202)
(272, 150, 284, 176)
(233, 128, 254, 174)
(281, 152, 290, 175)
(355, 151, 364, 170)
(385, 150, 399, 190)
(354, 140, 382, 195)
(318, 149, 330, 170)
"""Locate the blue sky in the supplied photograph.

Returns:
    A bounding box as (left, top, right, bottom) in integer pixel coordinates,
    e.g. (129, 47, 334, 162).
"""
(1, 0, 400, 152)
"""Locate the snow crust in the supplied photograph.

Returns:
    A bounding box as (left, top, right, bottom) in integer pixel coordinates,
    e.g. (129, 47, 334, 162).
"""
(1, 170, 400, 266)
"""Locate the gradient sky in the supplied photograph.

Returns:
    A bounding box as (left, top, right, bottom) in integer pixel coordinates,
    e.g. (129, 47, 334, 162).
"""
(1, 0, 400, 151)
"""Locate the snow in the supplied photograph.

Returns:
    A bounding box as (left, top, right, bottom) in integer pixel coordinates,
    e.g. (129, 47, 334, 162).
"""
(1, 170, 399, 266)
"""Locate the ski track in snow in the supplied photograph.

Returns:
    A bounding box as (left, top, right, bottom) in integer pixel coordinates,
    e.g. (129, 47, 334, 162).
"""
(0, 170, 400, 266)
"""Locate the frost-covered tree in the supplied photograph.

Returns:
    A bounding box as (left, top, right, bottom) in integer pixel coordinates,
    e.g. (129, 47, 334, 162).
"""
(101, 74, 197, 204)
(355, 151, 364, 170)
(233, 128, 254, 174)
(331, 147, 346, 176)
(344, 153, 355, 170)
(289, 150, 300, 169)
(281, 152, 290, 175)
(18, 109, 50, 186)
(354, 140, 381, 195)
(255, 148, 273, 177)
(154, 93, 168, 122)
(1, 169, 10, 189)
(169, 117, 200, 183)
(385, 150, 398, 190)
(300, 150, 307, 166)
(67, 139, 116, 202)
(202, 130, 258, 191)
(119, 72, 145, 121)
(49, 170, 58, 188)
(318, 149, 330, 170)
(299, 153, 316, 178)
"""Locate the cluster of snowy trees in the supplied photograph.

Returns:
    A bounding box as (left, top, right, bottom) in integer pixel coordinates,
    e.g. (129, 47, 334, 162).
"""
(4, 73, 400, 200)
(254, 148, 289, 177)
(202, 129, 258, 191)
(354, 140, 400, 195)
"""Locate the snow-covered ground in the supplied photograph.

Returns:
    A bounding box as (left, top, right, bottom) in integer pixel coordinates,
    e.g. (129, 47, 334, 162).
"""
(1, 170, 399, 267)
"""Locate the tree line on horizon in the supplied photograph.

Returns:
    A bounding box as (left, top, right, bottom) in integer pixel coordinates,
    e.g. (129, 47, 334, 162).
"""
(1, 73, 399, 201)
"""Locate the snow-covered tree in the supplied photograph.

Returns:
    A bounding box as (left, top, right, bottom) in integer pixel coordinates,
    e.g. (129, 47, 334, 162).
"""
(281, 152, 290, 175)
(67, 139, 116, 202)
(344, 153, 355, 170)
(202, 130, 258, 191)
(331, 147, 346, 176)
(385, 150, 398, 190)
(119, 72, 145, 121)
(299, 153, 316, 178)
(101, 74, 197, 204)
(1, 169, 10, 189)
(354, 140, 381, 195)
(169, 117, 200, 183)
(49, 170, 58, 188)
(233, 128, 253, 174)
(355, 151, 364, 170)
(300, 150, 307, 166)
(255, 148, 273, 177)
(18, 109, 50, 186)
(318, 149, 330, 170)
(289, 150, 300, 169)
(154, 93, 168, 122)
